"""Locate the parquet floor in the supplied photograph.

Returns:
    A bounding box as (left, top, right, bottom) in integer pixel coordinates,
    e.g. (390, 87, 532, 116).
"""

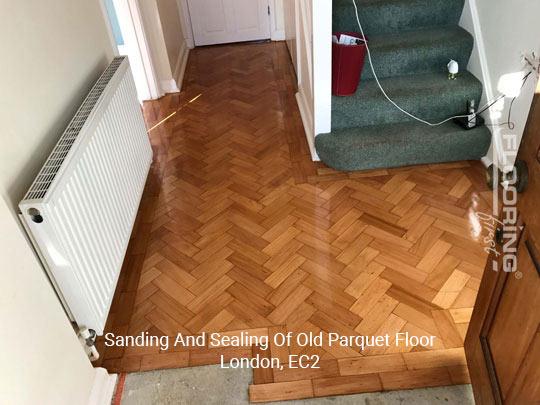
(95, 42, 494, 402)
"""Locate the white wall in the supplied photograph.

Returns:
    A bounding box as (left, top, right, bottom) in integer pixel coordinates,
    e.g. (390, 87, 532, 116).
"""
(293, 0, 315, 159)
(0, 198, 105, 405)
(158, 0, 191, 90)
(138, 0, 178, 94)
(157, 0, 184, 71)
(0, 0, 115, 208)
(112, 0, 162, 101)
(138, 0, 190, 94)
(312, 0, 332, 140)
(270, 0, 286, 40)
(284, 0, 297, 72)
(286, 0, 332, 161)
(177, 0, 195, 48)
(460, 0, 540, 170)
(0, 1, 116, 403)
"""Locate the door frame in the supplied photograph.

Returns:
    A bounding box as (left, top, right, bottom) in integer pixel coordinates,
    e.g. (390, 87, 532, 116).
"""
(177, 0, 195, 48)
(99, 0, 162, 101)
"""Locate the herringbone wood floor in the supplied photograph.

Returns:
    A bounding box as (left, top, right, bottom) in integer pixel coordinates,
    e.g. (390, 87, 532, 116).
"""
(96, 42, 494, 401)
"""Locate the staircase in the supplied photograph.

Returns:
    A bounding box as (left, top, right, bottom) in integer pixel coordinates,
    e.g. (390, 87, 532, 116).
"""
(315, 0, 492, 171)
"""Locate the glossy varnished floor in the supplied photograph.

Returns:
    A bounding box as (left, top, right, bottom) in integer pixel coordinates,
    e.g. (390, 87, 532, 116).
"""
(97, 42, 493, 402)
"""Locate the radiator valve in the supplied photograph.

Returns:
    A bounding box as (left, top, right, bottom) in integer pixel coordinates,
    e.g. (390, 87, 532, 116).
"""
(78, 326, 100, 361)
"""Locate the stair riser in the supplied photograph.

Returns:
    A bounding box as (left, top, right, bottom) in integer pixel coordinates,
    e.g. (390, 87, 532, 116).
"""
(362, 37, 473, 80)
(332, 81, 483, 130)
(333, 0, 465, 36)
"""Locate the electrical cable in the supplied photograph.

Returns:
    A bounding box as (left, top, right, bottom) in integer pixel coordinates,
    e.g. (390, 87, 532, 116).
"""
(351, 0, 510, 127)
(484, 71, 533, 130)
(471, 95, 505, 119)
(505, 97, 517, 130)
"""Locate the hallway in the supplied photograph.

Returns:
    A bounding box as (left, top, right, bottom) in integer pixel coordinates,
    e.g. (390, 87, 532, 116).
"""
(97, 41, 493, 402)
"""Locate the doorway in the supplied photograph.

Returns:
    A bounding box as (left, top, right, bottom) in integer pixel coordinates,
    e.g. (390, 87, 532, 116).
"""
(101, 0, 161, 101)
(187, 0, 271, 46)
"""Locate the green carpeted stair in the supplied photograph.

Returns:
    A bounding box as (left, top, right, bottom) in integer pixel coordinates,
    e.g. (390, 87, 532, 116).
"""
(316, 0, 491, 171)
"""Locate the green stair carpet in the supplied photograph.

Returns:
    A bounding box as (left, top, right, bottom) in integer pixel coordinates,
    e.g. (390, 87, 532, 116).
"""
(316, 0, 491, 171)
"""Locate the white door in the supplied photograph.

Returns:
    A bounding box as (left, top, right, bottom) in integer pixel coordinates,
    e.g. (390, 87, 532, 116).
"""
(187, 0, 271, 46)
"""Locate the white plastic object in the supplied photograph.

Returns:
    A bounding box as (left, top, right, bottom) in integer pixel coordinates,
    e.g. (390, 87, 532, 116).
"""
(448, 60, 459, 75)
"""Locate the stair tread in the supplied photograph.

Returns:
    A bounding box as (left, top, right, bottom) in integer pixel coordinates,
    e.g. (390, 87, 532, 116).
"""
(315, 122, 491, 171)
(334, 0, 462, 7)
(335, 71, 480, 101)
(368, 26, 471, 50)
(332, 71, 482, 129)
(333, 0, 465, 35)
(361, 26, 473, 79)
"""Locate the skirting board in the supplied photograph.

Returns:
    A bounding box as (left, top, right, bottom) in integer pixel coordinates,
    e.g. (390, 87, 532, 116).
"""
(460, 0, 498, 167)
(174, 44, 190, 92)
(296, 90, 320, 161)
(481, 155, 493, 168)
(160, 79, 180, 94)
(88, 368, 117, 405)
(271, 31, 286, 41)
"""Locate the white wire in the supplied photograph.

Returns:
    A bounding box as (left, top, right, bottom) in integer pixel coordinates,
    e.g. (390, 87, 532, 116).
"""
(351, 0, 489, 127)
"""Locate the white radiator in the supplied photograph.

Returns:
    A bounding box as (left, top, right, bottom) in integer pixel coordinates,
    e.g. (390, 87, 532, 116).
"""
(19, 57, 152, 335)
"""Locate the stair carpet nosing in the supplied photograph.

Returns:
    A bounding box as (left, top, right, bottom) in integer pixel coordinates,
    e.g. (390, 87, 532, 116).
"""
(315, 122, 492, 172)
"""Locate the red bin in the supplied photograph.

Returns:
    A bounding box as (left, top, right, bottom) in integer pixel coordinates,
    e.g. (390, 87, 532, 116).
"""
(332, 32, 368, 96)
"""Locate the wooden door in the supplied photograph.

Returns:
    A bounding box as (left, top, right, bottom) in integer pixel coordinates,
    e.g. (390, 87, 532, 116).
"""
(187, 0, 271, 46)
(465, 83, 540, 404)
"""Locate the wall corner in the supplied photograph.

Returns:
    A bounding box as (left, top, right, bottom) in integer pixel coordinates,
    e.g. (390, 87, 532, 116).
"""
(88, 368, 118, 405)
